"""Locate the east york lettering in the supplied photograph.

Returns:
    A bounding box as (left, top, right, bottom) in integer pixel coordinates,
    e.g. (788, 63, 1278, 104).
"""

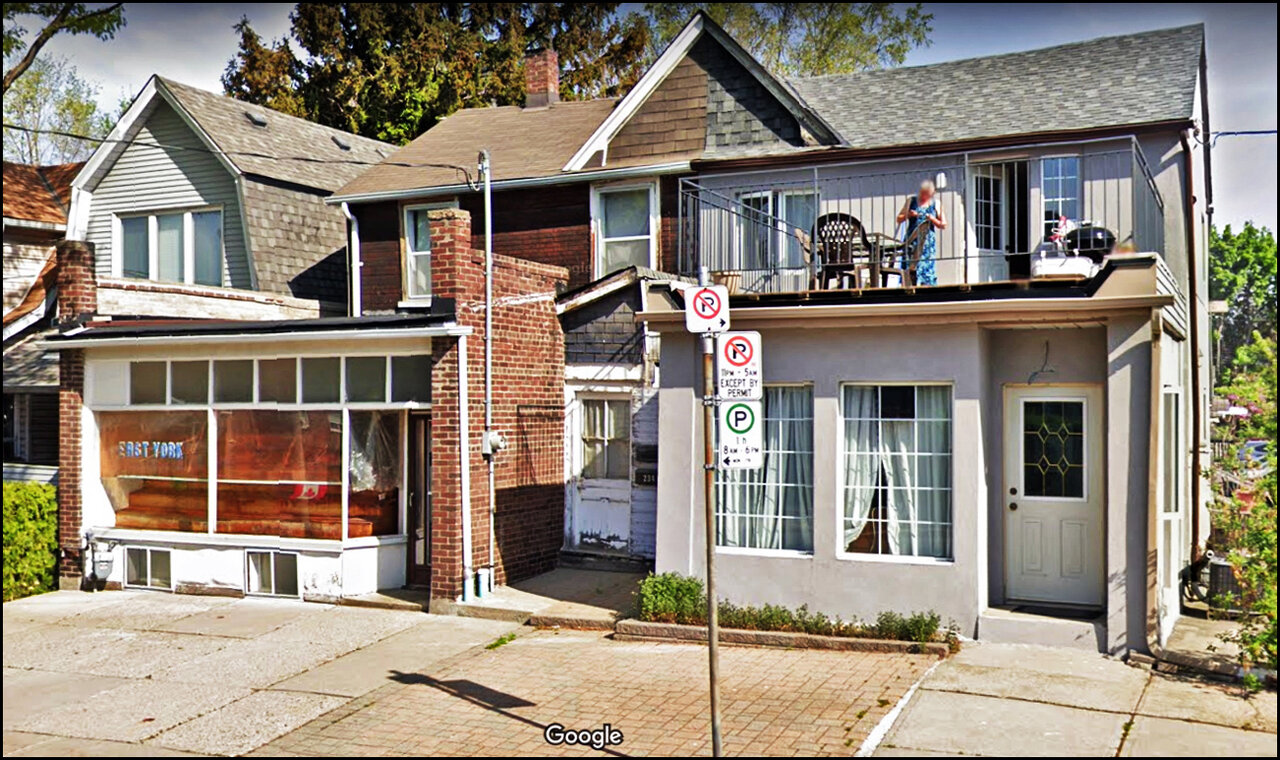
(117, 441, 185, 459)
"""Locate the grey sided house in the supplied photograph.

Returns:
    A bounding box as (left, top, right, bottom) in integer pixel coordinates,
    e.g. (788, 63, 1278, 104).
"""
(46, 76, 420, 595)
(611, 15, 1208, 657)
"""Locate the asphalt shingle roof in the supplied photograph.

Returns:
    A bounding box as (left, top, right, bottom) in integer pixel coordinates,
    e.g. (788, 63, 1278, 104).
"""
(3, 329, 58, 390)
(789, 25, 1203, 150)
(2, 161, 82, 225)
(158, 77, 394, 192)
(332, 99, 619, 199)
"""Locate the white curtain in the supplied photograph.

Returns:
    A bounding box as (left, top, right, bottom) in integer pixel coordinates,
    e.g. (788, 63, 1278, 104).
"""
(842, 385, 952, 558)
(718, 387, 813, 551)
(916, 387, 952, 558)
(842, 386, 879, 549)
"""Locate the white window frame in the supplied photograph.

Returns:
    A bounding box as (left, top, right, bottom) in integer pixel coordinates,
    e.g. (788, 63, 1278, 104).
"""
(124, 546, 175, 590)
(1039, 154, 1082, 238)
(402, 201, 457, 302)
(590, 181, 659, 278)
(10, 394, 30, 461)
(836, 382, 955, 565)
(112, 206, 224, 287)
(578, 395, 631, 482)
(244, 549, 301, 598)
(714, 382, 815, 558)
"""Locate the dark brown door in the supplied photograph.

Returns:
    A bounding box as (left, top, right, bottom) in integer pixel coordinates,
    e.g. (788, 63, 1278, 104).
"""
(407, 413, 431, 587)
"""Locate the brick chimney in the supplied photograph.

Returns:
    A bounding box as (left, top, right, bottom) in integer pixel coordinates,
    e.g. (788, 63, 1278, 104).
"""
(524, 48, 559, 109)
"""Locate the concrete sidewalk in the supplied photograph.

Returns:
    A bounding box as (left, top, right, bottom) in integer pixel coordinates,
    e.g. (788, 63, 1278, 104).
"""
(3, 590, 518, 757)
(875, 642, 1277, 757)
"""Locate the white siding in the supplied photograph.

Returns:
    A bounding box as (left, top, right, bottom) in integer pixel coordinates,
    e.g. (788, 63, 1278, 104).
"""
(85, 101, 250, 288)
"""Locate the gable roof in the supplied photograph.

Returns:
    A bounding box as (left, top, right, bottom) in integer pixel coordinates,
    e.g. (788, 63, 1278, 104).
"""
(76, 76, 393, 196)
(156, 78, 393, 192)
(789, 24, 1203, 150)
(332, 99, 619, 200)
(564, 11, 840, 171)
(2, 161, 83, 225)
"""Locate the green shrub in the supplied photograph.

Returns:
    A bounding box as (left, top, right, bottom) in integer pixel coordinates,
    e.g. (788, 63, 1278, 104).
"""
(636, 572, 705, 624)
(3, 482, 58, 602)
(635, 572, 950, 645)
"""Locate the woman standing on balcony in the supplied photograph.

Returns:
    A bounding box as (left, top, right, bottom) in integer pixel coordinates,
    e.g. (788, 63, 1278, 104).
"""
(896, 180, 947, 285)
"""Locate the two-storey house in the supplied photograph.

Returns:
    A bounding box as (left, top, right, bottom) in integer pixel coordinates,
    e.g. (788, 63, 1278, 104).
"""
(329, 12, 1211, 655)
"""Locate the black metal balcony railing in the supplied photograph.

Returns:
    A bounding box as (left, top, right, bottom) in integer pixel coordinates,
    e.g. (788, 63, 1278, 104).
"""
(678, 142, 1165, 294)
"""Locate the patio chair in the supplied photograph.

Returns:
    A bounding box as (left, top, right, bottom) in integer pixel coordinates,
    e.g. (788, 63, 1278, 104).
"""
(804, 213, 878, 289)
(878, 220, 931, 287)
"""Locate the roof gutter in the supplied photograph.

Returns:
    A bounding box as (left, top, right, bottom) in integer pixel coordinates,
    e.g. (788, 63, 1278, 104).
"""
(326, 161, 691, 205)
(2, 217, 66, 232)
(42, 324, 471, 350)
(638, 294, 1174, 327)
(689, 120, 1195, 174)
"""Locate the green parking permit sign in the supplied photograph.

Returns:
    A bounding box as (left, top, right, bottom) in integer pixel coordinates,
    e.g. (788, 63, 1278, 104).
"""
(718, 400, 763, 469)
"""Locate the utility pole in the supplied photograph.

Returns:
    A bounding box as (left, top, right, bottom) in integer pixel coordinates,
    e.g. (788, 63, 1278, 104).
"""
(702, 327, 723, 757)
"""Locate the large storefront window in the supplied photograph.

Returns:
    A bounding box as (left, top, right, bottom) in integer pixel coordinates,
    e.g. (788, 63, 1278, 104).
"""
(349, 411, 401, 537)
(99, 411, 209, 532)
(217, 410, 344, 539)
(94, 354, 428, 541)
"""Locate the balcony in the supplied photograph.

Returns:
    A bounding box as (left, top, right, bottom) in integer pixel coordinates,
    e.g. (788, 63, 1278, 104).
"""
(677, 142, 1165, 295)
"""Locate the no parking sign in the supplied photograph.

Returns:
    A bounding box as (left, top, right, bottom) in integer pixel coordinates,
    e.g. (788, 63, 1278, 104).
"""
(716, 331, 761, 400)
(684, 285, 730, 334)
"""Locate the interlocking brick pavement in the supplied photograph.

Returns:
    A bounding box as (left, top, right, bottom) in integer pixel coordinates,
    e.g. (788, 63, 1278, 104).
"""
(253, 629, 935, 757)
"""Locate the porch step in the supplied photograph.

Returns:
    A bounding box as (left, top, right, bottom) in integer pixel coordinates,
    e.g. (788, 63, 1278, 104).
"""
(979, 606, 1104, 651)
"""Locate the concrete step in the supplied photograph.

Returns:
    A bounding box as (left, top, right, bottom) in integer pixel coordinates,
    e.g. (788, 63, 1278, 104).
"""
(979, 606, 1104, 651)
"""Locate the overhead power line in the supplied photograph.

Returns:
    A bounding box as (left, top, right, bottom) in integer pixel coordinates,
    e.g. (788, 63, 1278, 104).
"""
(2, 122, 478, 186)
(1207, 129, 1277, 149)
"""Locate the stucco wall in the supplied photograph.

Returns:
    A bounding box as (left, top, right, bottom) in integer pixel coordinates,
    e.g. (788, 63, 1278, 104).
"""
(656, 324, 987, 633)
(982, 327, 1109, 607)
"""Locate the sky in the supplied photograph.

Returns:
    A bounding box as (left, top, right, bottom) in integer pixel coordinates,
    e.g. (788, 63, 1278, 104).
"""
(11, 2, 1277, 231)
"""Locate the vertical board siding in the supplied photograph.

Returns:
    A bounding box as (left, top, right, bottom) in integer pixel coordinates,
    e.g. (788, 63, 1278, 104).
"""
(86, 101, 250, 288)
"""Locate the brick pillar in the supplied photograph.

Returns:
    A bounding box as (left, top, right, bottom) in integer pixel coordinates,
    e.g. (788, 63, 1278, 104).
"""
(524, 48, 559, 108)
(428, 209, 483, 600)
(54, 239, 97, 589)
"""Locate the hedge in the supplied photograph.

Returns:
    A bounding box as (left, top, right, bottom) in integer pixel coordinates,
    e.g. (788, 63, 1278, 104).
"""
(3, 482, 58, 602)
(636, 571, 957, 647)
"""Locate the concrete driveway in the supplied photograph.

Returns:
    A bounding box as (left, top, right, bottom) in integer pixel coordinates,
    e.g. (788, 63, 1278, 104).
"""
(875, 642, 1278, 757)
(3, 590, 517, 757)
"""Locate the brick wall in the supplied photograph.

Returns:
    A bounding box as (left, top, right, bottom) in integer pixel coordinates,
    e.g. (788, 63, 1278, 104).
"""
(427, 208, 567, 599)
(357, 174, 686, 312)
(54, 239, 97, 588)
(355, 202, 404, 313)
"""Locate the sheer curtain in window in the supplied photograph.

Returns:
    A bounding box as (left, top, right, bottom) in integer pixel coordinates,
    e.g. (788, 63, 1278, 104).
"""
(718, 386, 812, 551)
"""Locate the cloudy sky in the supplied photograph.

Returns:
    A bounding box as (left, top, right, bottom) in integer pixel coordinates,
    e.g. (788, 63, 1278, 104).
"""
(13, 2, 1277, 230)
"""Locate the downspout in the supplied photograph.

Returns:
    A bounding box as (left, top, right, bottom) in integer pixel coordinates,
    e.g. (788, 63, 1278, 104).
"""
(340, 202, 362, 317)
(1180, 131, 1203, 561)
(459, 333, 474, 601)
(480, 150, 497, 594)
(1146, 311, 1166, 657)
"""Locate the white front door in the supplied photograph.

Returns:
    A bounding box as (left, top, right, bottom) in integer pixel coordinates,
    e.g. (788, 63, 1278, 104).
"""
(566, 395, 632, 554)
(1004, 385, 1104, 606)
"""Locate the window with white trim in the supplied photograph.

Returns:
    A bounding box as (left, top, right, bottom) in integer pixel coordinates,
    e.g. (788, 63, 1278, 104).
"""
(117, 208, 223, 286)
(593, 184, 657, 277)
(125, 546, 172, 589)
(715, 385, 813, 552)
(246, 550, 299, 596)
(1041, 157, 1080, 238)
(403, 206, 433, 299)
(581, 398, 630, 480)
(841, 384, 952, 559)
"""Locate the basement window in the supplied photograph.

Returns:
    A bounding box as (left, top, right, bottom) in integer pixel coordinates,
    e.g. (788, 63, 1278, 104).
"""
(246, 550, 299, 597)
(125, 546, 173, 590)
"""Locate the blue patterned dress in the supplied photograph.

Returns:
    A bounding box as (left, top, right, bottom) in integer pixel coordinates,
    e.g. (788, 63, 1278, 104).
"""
(909, 197, 938, 286)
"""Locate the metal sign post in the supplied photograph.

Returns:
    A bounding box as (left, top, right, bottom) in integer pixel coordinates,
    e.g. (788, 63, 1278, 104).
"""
(685, 282, 727, 758)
